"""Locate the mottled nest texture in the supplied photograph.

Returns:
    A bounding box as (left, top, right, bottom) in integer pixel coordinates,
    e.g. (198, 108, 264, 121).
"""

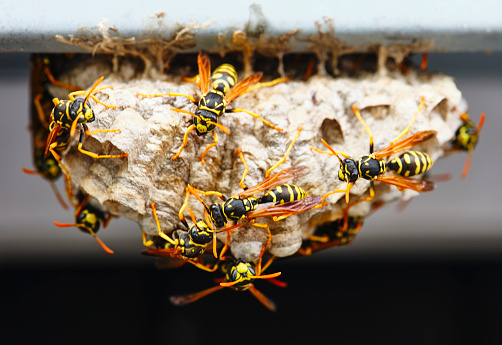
(54, 58, 463, 261)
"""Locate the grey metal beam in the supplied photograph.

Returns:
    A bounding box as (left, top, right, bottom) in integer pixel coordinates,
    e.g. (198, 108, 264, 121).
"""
(1, 0, 502, 53)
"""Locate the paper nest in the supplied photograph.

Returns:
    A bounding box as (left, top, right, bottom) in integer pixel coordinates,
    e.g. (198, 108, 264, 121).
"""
(60, 65, 463, 261)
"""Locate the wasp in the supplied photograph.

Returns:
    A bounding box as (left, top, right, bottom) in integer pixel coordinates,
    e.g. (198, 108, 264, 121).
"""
(23, 56, 82, 209)
(297, 216, 364, 256)
(169, 256, 285, 312)
(446, 111, 485, 178)
(23, 127, 69, 209)
(187, 127, 325, 272)
(137, 51, 287, 164)
(312, 97, 436, 206)
(54, 191, 114, 254)
(142, 188, 242, 272)
(45, 76, 129, 203)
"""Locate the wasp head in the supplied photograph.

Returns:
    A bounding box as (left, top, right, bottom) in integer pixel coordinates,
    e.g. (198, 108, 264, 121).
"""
(193, 109, 217, 136)
(338, 158, 360, 183)
(454, 124, 478, 151)
(225, 259, 255, 291)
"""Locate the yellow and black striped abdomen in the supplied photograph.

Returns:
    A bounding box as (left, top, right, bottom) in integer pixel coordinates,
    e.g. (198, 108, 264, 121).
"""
(211, 64, 237, 95)
(387, 151, 433, 177)
(259, 184, 307, 205)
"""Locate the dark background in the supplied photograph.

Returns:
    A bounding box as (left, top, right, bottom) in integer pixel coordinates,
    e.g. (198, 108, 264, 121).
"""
(0, 52, 500, 344)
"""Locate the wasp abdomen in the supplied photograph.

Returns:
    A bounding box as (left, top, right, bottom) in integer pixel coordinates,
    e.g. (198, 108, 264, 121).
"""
(259, 184, 307, 204)
(387, 151, 433, 177)
(211, 64, 238, 94)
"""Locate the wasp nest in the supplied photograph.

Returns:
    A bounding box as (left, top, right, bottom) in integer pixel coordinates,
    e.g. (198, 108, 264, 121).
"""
(57, 57, 462, 261)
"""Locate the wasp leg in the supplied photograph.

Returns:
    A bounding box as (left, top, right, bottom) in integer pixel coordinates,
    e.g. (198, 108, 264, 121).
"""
(342, 181, 375, 231)
(68, 86, 113, 102)
(88, 93, 116, 109)
(178, 187, 192, 229)
(200, 130, 218, 165)
(136, 92, 197, 104)
(227, 108, 283, 132)
(189, 185, 227, 201)
(150, 202, 178, 246)
(218, 230, 231, 261)
(171, 124, 196, 161)
(297, 247, 312, 256)
(42, 65, 81, 92)
(266, 126, 303, 178)
(237, 148, 249, 190)
(186, 258, 219, 272)
(352, 104, 375, 153)
(304, 57, 315, 80)
(420, 53, 428, 70)
(250, 220, 271, 276)
(260, 255, 274, 272)
(142, 232, 155, 247)
(77, 129, 129, 160)
(49, 145, 76, 206)
(389, 97, 425, 145)
(214, 222, 243, 260)
(321, 189, 347, 203)
(247, 77, 290, 92)
(182, 74, 200, 83)
(34, 93, 50, 129)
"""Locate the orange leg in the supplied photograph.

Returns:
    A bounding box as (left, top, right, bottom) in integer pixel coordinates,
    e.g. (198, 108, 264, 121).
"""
(228, 108, 283, 132)
(266, 126, 303, 178)
(150, 202, 178, 246)
(250, 220, 271, 276)
(420, 53, 428, 70)
(342, 182, 375, 231)
(77, 130, 129, 159)
(43, 65, 81, 92)
(247, 77, 290, 92)
(34, 93, 50, 129)
(200, 130, 218, 165)
(237, 148, 249, 190)
(136, 92, 197, 104)
(171, 124, 195, 161)
(49, 145, 76, 206)
(389, 97, 425, 145)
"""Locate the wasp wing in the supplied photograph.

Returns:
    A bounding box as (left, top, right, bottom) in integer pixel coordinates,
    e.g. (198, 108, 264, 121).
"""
(249, 285, 277, 312)
(170, 285, 224, 306)
(375, 174, 435, 193)
(197, 51, 212, 96)
(44, 124, 61, 157)
(245, 196, 323, 219)
(223, 72, 263, 105)
(373, 130, 436, 160)
(236, 166, 310, 199)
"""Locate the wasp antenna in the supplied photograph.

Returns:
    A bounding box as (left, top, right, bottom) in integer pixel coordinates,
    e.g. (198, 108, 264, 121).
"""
(84, 76, 104, 104)
(477, 113, 486, 133)
(209, 121, 230, 135)
(254, 271, 282, 280)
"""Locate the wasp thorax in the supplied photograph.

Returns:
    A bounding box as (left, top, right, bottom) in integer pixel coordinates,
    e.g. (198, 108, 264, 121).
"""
(339, 158, 359, 183)
(189, 220, 213, 245)
(226, 259, 255, 290)
(209, 204, 226, 228)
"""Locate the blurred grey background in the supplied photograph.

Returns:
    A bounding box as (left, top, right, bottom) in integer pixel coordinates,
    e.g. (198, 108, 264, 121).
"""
(0, 52, 500, 264)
